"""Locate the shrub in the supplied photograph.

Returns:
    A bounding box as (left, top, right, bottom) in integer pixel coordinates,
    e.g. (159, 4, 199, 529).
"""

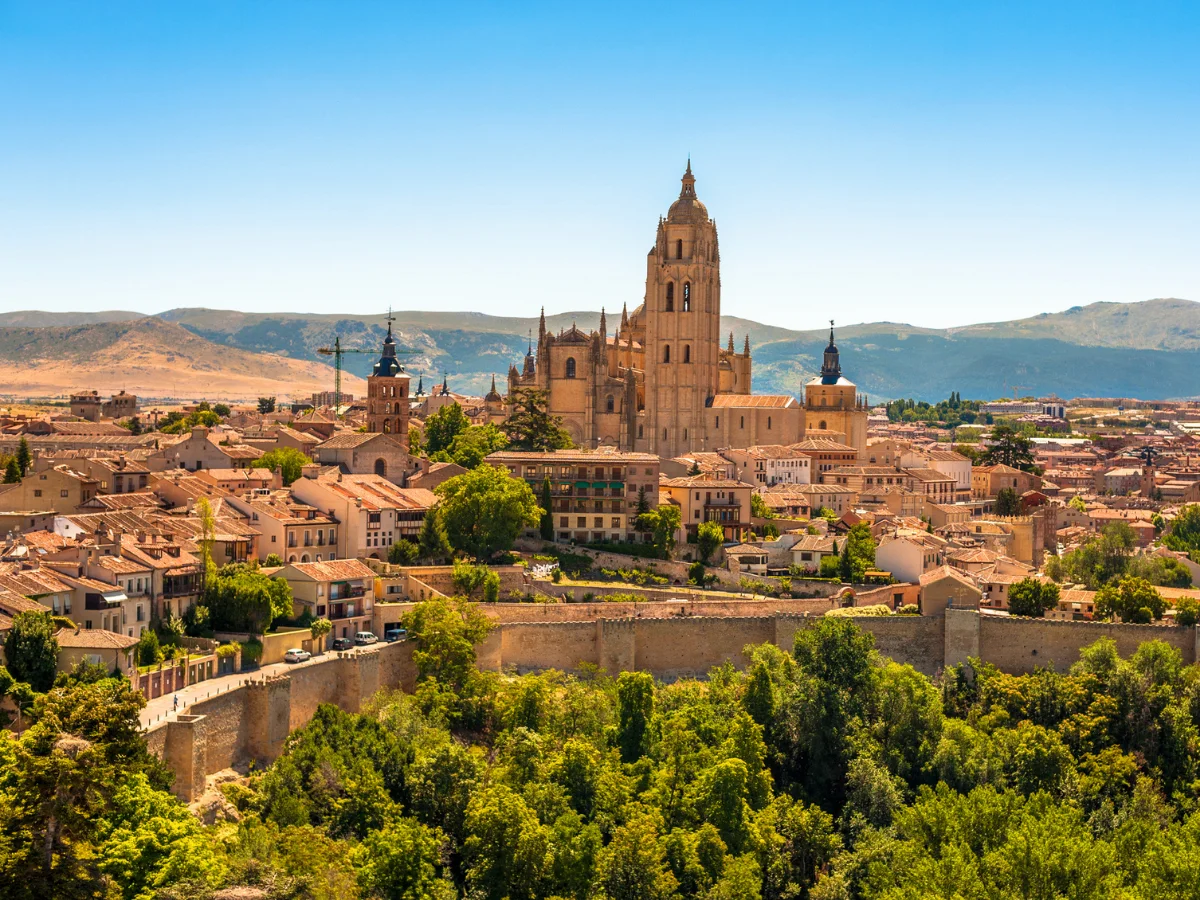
(896, 604, 920, 616)
(1174, 596, 1200, 627)
(241, 639, 263, 664)
(215, 642, 241, 659)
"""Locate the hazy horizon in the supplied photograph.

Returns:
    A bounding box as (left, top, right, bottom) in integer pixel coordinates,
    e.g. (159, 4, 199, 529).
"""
(3, 2, 1198, 330)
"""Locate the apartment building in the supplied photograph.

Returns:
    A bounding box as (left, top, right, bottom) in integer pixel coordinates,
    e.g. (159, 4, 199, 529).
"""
(290, 473, 435, 559)
(719, 445, 812, 486)
(487, 448, 661, 545)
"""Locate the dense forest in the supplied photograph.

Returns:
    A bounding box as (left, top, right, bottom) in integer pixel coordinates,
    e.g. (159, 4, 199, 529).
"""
(4, 600, 1200, 899)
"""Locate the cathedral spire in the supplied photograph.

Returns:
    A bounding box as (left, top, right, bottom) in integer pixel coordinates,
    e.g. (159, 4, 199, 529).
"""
(743, 334, 751, 356)
(820, 320, 842, 384)
(538, 307, 547, 344)
(727, 331, 735, 353)
(621, 303, 629, 329)
(679, 159, 696, 200)
(599, 307, 607, 339)
(442, 372, 449, 394)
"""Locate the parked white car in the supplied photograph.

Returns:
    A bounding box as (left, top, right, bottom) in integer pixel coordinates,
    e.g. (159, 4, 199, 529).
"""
(284, 648, 311, 663)
(354, 631, 378, 646)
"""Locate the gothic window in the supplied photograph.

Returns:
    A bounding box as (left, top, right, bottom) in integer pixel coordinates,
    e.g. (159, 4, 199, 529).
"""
(676, 239, 683, 259)
(394, 402, 402, 414)
(375, 458, 387, 477)
(683, 283, 691, 311)
(665, 282, 674, 312)
(683, 345, 691, 363)
(565, 357, 576, 378)
(663, 345, 671, 363)
(606, 395, 614, 412)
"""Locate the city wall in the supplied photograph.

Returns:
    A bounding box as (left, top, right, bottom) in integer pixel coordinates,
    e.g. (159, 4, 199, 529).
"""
(149, 606, 1200, 802)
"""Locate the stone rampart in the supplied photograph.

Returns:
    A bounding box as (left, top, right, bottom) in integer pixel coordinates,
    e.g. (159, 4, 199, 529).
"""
(151, 602, 1200, 804)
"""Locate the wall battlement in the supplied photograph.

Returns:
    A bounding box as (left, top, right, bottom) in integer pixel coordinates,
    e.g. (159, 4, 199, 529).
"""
(150, 608, 1197, 802)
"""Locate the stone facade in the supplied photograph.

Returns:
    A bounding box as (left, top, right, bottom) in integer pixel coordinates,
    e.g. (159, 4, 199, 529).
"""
(507, 163, 802, 457)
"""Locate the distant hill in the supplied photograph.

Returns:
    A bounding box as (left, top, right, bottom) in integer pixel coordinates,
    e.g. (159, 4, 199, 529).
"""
(0, 318, 364, 401)
(0, 310, 145, 327)
(4, 298, 1198, 402)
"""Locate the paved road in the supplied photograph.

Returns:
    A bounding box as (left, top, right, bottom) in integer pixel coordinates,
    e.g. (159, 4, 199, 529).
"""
(139, 644, 385, 730)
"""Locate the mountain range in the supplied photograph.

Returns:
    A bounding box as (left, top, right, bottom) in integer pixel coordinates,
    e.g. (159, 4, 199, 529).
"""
(0, 298, 1197, 403)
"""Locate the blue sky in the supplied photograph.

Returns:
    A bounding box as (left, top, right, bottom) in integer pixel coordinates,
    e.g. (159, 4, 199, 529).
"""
(2, 1, 1198, 330)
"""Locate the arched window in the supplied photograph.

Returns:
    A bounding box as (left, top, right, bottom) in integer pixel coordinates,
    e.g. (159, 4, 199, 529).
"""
(375, 458, 387, 477)
(819, 420, 827, 430)
(565, 357, 576, 378)
(665, 282, 674, 312)
(683, 345, 691, 363)
(605, 395, 614, 412)
(382, 419, 392, 434)
(663, 345, 671, 363)
(676, 239, 683, 259)
(394, 402, 402, 414)
(288, 555, 297, 563)
(683, 283, 691, 311)
(301, 554, 310, 563)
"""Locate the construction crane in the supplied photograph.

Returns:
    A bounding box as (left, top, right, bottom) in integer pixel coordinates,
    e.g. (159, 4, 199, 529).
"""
(317, 311, 415, 417)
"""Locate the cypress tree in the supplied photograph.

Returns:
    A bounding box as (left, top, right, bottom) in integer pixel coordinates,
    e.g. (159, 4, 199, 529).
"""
(539, 476, 555, 541)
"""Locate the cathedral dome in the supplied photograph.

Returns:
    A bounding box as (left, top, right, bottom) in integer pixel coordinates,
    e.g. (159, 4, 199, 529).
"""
(666, 160, 709, 224)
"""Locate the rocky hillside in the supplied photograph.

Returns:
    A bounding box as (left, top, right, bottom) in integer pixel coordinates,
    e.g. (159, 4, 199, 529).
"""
(0, 318, 364, 401)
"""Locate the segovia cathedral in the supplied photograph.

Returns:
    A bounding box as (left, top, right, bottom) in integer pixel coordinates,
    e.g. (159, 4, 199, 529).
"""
(507, 162, 868, 458)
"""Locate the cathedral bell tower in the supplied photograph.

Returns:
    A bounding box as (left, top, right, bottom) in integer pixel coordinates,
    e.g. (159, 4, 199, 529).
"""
(642, 161, 722, 458)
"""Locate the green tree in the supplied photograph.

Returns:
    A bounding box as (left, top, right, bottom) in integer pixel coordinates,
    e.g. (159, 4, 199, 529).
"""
(637, 504, 682, 559)
(196, 496, 217, 593)
(837, 523, 875, 583)
(135, 629, 163, 667)
(750, 494, 776, 520)
(4, 610, 59, 692)
(597, 815, 679, 900)
(212, 403, 231, 417)
(540, 475, 555, 541)
(1164, 504, 1200, 556)
(424, 402, 471, 455)
(251, 446, 312, 486)
(388, 538, 420, 565)
(435, 464, 541, 560)
(204, 566, 294, 634)
(309, 617, 332, 653)
(3, 456, 21, 484)
(16, 436, 32, 477)
(451, 559, 501, 602)
(1095, 576, 1167, 623)
(697, 519, 724, 565)
(462, 784, 551, 900)
(353, 815, 450, 900)
(418, 509, 453, 563)
(981, 424, 1036, 471)
(446, 423, 509, 469)
(257, 396, 276, 413)
(401, 597, 493, 690)
(616, 671, 655, 762)
(503, 388, 573, 451)
(1069, 494, 1088, 513)
(1174, 596, 1200, 627)
(1007, 577, 1061, 618)
(995, 486, 1021, 516)
(262, 552, 284, 567)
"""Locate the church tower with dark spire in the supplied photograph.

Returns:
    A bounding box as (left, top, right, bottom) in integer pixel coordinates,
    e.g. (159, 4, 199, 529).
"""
(365, 316, 411, 447)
